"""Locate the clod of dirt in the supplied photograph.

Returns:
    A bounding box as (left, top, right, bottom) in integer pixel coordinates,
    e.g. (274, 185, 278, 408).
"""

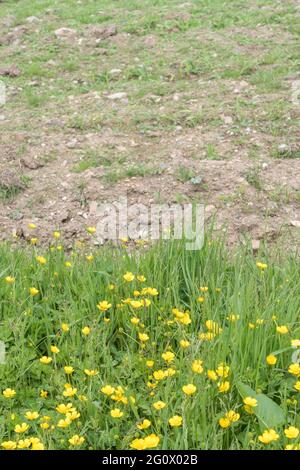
(0, 64, 21, 77)
(58, 210, 70, 223)
(0, 169, 24, 192)
(20, 156, 44, 170)
(0, 26, 27, 45)
(291, 220, 300, 228)
(54, 28, 77, 39)
(86, 24, 117, 40)
(144, 35, 156, 47)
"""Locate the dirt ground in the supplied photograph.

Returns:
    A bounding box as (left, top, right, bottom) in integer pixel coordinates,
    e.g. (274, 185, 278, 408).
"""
(0, 0, 299, 248)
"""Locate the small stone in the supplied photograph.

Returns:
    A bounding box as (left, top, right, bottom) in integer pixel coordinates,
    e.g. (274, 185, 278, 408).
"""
(252, 239, 260, 253)
(278, 143, 288, 154)
(26, 16, 39, 23)
(291, 220, 300, 228)
(107, 92, 127, 100)
(109, 68, 122, 77)
(66, 139, 77, 149)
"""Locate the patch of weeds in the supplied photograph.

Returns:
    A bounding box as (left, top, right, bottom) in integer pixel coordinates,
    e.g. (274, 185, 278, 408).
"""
(25, 91, 47, 108)
(268, 185, 293, 204)
(68, 115, 103, 131)
(244, 166, 263, 190)
(174, 192, 189, 203)
(125, 165, 162, 178)
(0, 175, 29, 201)
(103, 170, 123, 185)
(205, 144, 222, 160)
(74, 150, 112, 173)
(272, 147, 300, 159)
(176, 165, 196, 183)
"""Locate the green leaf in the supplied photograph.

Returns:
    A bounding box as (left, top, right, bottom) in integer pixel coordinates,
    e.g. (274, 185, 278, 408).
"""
(237, 381, 285, 430)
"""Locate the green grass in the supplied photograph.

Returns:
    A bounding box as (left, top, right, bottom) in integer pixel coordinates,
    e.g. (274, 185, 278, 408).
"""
(0, 236, 299, 450)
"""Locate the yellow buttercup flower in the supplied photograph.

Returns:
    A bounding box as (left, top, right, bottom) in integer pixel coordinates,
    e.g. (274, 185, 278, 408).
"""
(87, 226, 96, 234)
(277, 325, 289, 335)
(123, 272, 135, 282)
(153, 370, 165, 381)
(3, 388, 16, 398)
(138, 332, 149, 342)
(84, 369, 99, 377)
(180, 340, 190, 348)
(182, 384, 197, 395)
(50, 345, 60, 354)
(63, 386, 77, 398)
(243, 397, 257, 407)
(14, 423, 29, 434)
(57, 417, 72, 428)
(130, 438, 147, 450)
(143, 434, 160, 449)
(61, 323, 69, 332)
(258, 429, 279, 444)
(29, 287, 39, 296)
(40, 390, 48, 398)
(131, 317, 140, 325)
(56, 403, 76, 414)
(216, 363, 230, 378)
(153, 401, 166, 410)
(289, 363, 300, 376)
(169, 415, 182, 427)
(162, 351, 175, 363)
(244, 404, 254, 414)
(294, 381, 300, 392)
(226, 410, 240, 422)
(137, 275, 146, 282)
(97, 300, 112, 312)
(36, 256, 47, 265)
(192, 360, 203, 374)
(200, 286, 208, 292)
(25, 411, 39, 420)
(17, 438, 31, 449)
(137, 419, 151, 430)
(5, 276, 15, 284)
(64, 366, 74, 375)
(291, 339, 300, 348)
(110, 408, 123, 418)
(219, 417, 230, 428)
(53, 231, 60, 239)
(82, 326, 91, 336)
(284, 426, 299, 439)
(218, 381, 230, 393)
(40, 422, 49, 430)
(69, 435, 85, 446)
(256, 262, 267, 270)
(1, 441, 17, 450)
(207, 370, 218, 381)
(146, 360, 154, 368)
(39, 356, 52, 365)
(101, 385, 115, 396)
(266, 355, 277, 365)
(28, 223, 37, 229)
